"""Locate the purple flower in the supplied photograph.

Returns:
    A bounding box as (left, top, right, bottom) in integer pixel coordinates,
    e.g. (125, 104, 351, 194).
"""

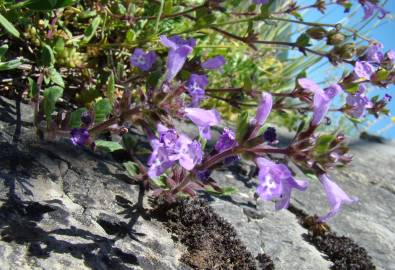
(215, 128, 237, 153)
(184, 108, 221, 140)
(364, 42, 384, 64)
(359, 0, 389, 20)
(386, 50, 395, 64)
(147, 125, 203, 178)
(253, 0, 269, 4)
(201, 56, 226, 70)
(186, 74, 208, 106)
(147, 125, 178, 178)
(345, 85, 373, 118)
(130, 48, 157, 71)
(384, 93, 392, 103)
(174, 135, 203, 170)
(70, 128, 90, 146)
(319, 174, 357, 222)
(160, 35, 196, 81)
(354, 61, 376, 80)
(256, 157, 308, 210)
(298, 79, 342, 126)
(253, 92, 273, 125)
(197, 169, 211, 182)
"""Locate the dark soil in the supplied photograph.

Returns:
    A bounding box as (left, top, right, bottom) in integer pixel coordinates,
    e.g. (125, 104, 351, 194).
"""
(151, 198, 274, 270)
(288, 204, 376, 270)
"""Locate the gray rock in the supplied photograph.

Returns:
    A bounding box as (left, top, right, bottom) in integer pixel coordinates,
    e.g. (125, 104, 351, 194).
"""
(0, 97, 189, 270)
(208, 169, 332, 270)
(291, 140, 395, 270)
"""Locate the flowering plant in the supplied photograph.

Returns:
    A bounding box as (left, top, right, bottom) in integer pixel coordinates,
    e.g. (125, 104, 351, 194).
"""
(0, 0, 393, 222)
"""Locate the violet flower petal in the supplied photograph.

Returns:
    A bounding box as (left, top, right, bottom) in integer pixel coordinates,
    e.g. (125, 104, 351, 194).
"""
(254, 92, 273, 125)
(184, 108, 221, 139)
(201, 56, 226, 70)
(166, 45, 193, 81)
(319, 174, 358, 222)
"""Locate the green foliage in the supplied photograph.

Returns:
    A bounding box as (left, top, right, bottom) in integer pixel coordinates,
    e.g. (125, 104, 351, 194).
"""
(82, 16, 101, 43)
(94, 98, 112, 123)
(70, 108, 87, 128)
(95, 140, 124, 152)
(43, 86, 63, 122)
(205, 186, 238, 197)
(123, 161, 140, 179)
(0, 13, 20, 38)
(23, 0, 76, 10)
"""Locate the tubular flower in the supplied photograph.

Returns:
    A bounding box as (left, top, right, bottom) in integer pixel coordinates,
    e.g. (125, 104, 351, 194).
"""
(201, 56, 226, 70)
(364, 42, 384, 64)
(184, 108, 221, 140)
(319, 174, 358, 222)
(253, 92, 273, 126)
(298, 78, 342, 126)
(353, 61, 376, 80)
(186, 74, 208, 106)
(215, 128, 237, 153)
(345, 85, 373, 118)
(130, 48, 157, 71)
(358, 0, 389, 20)
(256, 157, 309, 210)
(147, 124, 202, 178)
(160, 35, 196, 81)
(70, 128, 90, 146)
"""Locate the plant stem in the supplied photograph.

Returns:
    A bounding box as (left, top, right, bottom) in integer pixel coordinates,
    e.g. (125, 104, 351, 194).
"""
(155, 0, 165, 33)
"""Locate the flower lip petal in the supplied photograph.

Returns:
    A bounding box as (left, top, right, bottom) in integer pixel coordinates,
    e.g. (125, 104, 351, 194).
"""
(298, 78, 323, 93)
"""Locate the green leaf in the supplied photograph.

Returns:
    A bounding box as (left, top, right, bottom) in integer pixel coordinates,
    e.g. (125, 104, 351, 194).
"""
(375, 69, 389, 81)
(236, 111, 249, 143)
(49, 67, 65, 87)
(260, 0, 274, 18)
(24, 0, 76, 10)
(314, 134, 336, 156)
(95, 140, 124, 152)
(69, 108, 87, 128)
(123, 161, 140, 178)
(206, 186, 238, 196)
(0, 59, 22, 71)
(343, 83, 359, 94)
(94, 98, 112, 123)
(296, 34, 310, 47)
(53, 37, 65, 53)
(0, 44, 9, 60)
(27, 77, 38, 98)
(106, 71, 115, 104)
(122, 133, 138, 149)
(43, 86, 63, 120)
(40, 44, 55, 67)
(152, 175, 168, 188)
(83, 16, 101, 43)
(0, 13, 20, 38)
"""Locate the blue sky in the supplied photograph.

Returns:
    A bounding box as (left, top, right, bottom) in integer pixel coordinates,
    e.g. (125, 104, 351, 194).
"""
(298, 1, 395, 138)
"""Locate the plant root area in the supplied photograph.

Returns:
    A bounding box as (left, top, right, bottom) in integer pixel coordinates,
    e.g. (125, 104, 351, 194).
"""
(151, 198, 274, 270)
(288, 205, 376, 270)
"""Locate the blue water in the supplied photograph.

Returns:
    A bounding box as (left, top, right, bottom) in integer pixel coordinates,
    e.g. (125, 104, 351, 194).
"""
(292, 1, 395, 138)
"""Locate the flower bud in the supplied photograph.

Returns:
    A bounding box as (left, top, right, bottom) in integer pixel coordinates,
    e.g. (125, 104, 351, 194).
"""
(339, 43, 356, 60)
(327, 32, 345, 45)
(306, 27, 327, 40)
(356, 46, 368, 57)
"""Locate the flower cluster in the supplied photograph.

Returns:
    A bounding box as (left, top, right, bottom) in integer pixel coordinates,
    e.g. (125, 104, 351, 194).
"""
(49, 0, 393, 225)
(148, 124, 203, 178)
